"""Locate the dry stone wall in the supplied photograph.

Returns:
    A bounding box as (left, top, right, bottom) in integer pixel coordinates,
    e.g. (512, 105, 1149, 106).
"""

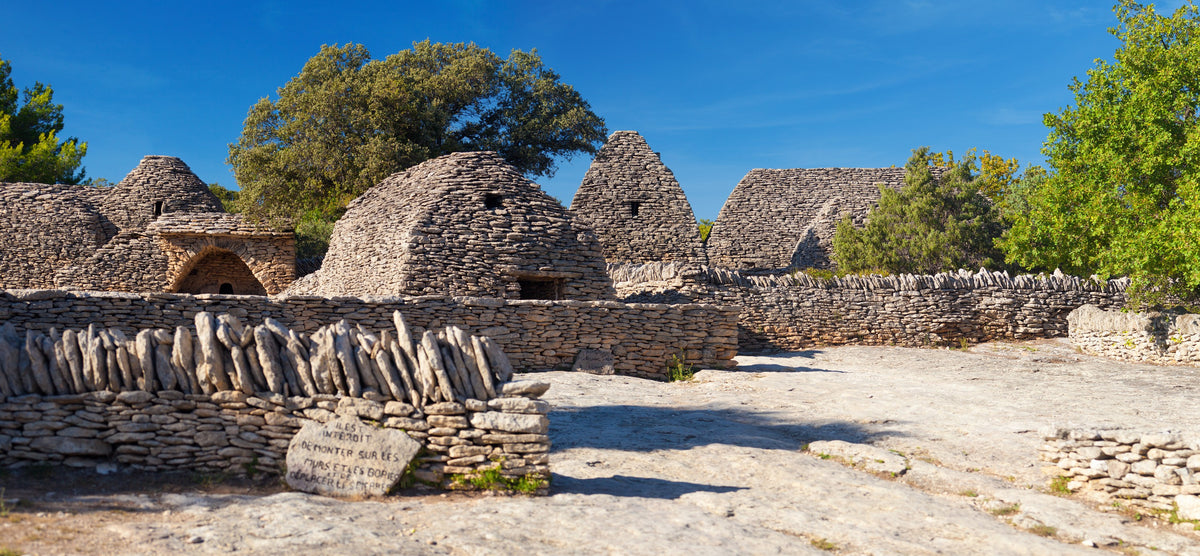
(614, 263, 1128, 351)
(0, 306, 553, 489)
(569, 131, 707, 266)
(1068, 305, 1200, 365)
(1040, 427, 1200, 518)
(706, 168, 910, 271)
(291, 151, 613, 301)
(0, 290, 738, 380)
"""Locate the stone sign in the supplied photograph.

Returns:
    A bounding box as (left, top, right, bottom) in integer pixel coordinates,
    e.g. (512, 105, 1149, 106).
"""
(285, 415, 421, 497)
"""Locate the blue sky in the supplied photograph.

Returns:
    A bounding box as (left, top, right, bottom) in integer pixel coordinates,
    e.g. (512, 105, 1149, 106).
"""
(2, 1, 1184, 220)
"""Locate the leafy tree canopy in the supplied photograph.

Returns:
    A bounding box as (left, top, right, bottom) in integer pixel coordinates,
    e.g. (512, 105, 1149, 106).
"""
(832, 146, 1008, 275)
(0, 55, 87, 184)
(228, 41, 607, 224)
(999, 1, 1200, 303)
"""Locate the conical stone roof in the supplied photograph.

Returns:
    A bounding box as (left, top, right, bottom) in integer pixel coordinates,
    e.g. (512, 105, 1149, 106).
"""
(569, 131, 706, 266)
(99, 155, 223, 232)
(289, 151, 614, 300)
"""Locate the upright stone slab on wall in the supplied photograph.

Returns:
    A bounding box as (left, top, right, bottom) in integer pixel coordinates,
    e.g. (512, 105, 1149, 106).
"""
(0, 290, 740, 380)
(289, 151, 614, 301)
(706, 167, 912, 271)
(569, 131, 707, 266)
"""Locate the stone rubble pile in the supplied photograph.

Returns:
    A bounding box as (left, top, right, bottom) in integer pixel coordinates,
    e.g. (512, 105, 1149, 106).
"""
(0, 310, 515, 406)
(1040, 427, 1200, 518)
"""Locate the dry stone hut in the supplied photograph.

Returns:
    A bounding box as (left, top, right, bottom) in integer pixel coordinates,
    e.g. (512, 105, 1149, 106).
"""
(0, 155, 295, 295)
(288, 151, 614, 300)
(569, 131, 706, 266)
(706, 167, 909, 271)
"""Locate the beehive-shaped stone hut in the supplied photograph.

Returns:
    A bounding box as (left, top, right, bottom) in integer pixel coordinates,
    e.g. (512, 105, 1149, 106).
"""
(706, 168, 908, 270)
(288, 151, 614, 300)
(0, 183, 112, 289)
(99, 155, 224, 232)
(1, 156, 295, 295)
(569, 131, 706, 266)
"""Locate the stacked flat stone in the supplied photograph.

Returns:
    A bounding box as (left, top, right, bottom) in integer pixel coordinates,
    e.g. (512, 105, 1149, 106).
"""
(0, 310, 515, 407)
(1040, 427, 1200, 516)
(569, 131, 707, 267)
(288, 151, 613, 300)
(0, 375, 552, 489)
(1068, 304, 1200, 366)
(615, 265, 1129, 352)
(0, 290, 740, 380)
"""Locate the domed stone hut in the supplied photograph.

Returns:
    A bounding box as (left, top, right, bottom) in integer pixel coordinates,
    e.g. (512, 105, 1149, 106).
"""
(569, 131, 706, 266)
(1, 155, 295, 295)
(706, 167, 909, 271)
(288, 151, 614, 300)
(0, 183, 111, 289)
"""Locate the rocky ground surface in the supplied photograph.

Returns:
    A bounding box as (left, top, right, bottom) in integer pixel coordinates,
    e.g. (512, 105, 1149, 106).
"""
(4, 338, 1200, 555)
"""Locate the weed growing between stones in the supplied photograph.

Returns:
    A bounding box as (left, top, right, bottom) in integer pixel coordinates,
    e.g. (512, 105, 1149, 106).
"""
(450, 465, 547, 494)
(959, 489, 979, 498)
(0, 489, 9, 519)
(667, 351, 695, 382)
(1048, 475, 1072, 495)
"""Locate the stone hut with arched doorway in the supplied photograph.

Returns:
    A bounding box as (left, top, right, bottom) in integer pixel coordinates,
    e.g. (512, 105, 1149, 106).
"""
(1, 155, 295, 295)
(706, 167, 911, 271)
(569, 131, 706, 266)
(287, 151, 613, 300)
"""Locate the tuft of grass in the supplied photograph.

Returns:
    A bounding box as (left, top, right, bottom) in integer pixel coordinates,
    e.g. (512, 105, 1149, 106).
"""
(667, 351, 695, 382)
(1028, 524, 1057, 537)
(0, 547, 21, 556)
(810, 537, 837, 551)
(958, 337, 970, 350)
(1048, 475, 1072, 495)
(991, 503, 1020, 517)
(451, 466, 547, 494)
(959, 489, 979, 497)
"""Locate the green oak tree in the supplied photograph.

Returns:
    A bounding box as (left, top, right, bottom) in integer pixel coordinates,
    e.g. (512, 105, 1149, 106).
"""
(832, 147, 1008, 275)
(0, 56, 87, 184)
(228, 41, 607, 231)
(999, 1, 1200, 303)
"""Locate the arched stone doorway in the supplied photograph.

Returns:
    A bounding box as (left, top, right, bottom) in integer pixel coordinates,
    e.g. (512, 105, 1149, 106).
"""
(171, 248, 267, 296)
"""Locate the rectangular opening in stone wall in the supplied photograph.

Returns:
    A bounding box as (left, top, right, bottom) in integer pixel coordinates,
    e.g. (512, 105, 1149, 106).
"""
(517, 277, 563, 300)
(485, 193, 503, 210)
(153, 200, 164, 217)
(629, 201, 641, 217)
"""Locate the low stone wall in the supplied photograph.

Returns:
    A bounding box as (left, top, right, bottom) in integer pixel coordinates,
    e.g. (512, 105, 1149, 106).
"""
(1068, 304, 1200, 365)
(0, 384, 552, 490)
(0, 289, 739, 379)
(1039, 427, 1200, 518)
(615, 263, 1129, 352)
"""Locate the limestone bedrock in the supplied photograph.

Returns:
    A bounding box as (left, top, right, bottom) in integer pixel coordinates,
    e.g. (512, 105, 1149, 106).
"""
(285, 415, 421, 497)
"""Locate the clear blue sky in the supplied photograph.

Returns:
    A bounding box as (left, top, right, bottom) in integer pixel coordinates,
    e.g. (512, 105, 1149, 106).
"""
(2, 1, 1184, 220)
